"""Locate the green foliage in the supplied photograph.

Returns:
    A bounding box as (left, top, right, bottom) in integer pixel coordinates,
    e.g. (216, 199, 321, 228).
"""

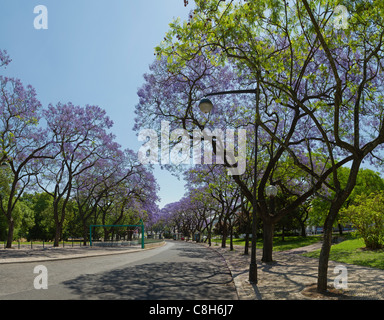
(42, 198, 76, 239)
(304, 235, 384, 270)
(13, 200, 35, 239)
(340, 192, 384, 250)
(0, 211, 7, 240)
(0, 173, 35, 240)
(26, 193, 51, 240)
(21, 194, 77, 241)
(310, 168, 384, 227)
(0, 197, 35, 241)
(0, 167, 10, 239)
(3, 190, 149, 242)
(0, 166, 11, 198)
(213, 235, 321, 251)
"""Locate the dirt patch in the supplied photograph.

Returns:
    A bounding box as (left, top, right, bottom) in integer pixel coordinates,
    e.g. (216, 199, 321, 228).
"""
(301, 283, 352, 300)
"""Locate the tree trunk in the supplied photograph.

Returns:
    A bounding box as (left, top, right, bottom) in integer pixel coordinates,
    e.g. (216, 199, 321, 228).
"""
(104, 227, 109, 242)
(55, 204, 67, 247)
(300, 222, 306, 237)
(244, 232, 250, 255)
(338, 223, 343, 236)
(281, 226, 285, 242)
(82, 222, 88, 246)
(317, 220, 333, 292)
(53, 199, 59, 247)
(262, 220, 275, 263)
(317, 159, 363, 292)
(53, 199, 67, 247)
(317, 201, 342, 292)
(54, 221, 62, 247)
(207, 228, 212, 246)
(221, 218, 227, 248)
(230, 222, 234, 251)
(6, 218, 14, 249)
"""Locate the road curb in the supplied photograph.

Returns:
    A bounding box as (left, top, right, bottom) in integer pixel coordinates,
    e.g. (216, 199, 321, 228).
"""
(195, 242, 246, 300)
(0, 241, 166, 265)
(206, 245, 256, 300)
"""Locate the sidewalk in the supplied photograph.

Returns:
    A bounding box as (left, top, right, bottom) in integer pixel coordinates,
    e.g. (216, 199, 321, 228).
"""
(0, 242, 166, 264)
(206, 242, 384, 300)
(2, 240, 382, 300)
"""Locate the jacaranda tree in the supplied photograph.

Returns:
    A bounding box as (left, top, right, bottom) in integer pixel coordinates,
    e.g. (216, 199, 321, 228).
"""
(153, 0, 384, 292)
(0, 50, 53, 248)
(37, 102, 121, 247)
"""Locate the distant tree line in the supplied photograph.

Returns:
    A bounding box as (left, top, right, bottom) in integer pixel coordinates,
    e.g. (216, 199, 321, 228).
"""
(0, 49, 159, 248)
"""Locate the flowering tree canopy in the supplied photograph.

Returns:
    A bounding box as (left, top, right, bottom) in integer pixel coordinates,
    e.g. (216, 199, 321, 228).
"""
(0, 51, 53, 248)
(152, 0, 384, 291)
(0, 49, 160, 247)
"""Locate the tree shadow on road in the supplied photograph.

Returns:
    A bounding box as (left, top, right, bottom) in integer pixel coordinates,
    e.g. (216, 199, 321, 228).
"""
(62, 261, 237, 300)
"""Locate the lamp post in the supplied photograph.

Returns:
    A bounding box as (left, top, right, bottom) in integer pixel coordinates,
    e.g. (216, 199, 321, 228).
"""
(199, 99, 214, 114)
(266, 185, 278, 214)
(265, 185, 278, 198)
(198, 85, 260, 284)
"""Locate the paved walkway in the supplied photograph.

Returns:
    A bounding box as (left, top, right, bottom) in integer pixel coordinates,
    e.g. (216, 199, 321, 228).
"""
(0, 242, 165, 264)
(207, 242, 384, 300)
(1, 241, 383, 300)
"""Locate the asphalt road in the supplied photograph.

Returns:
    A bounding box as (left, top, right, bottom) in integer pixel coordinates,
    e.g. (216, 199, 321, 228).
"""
(0, 241, 238, 300)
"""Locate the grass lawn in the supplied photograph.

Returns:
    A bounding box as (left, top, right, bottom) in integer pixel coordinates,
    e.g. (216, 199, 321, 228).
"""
(303, 237, 384, 270)
(212, 235, 321, 252)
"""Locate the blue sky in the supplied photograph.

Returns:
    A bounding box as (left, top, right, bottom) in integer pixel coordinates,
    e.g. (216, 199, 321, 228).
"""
(0, 0, 190, 208)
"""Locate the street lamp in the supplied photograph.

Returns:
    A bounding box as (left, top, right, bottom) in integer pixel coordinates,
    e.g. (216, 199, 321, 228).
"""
(265, 185, 278, 198)
(198, 98, 214, 114)
(198, 86, 260, 284)
(0, 161, 9, 170)
(1, 156, 8, 168)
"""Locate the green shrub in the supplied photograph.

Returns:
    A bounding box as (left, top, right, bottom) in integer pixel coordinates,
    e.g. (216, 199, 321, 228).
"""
(340, 192, 384, 250)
